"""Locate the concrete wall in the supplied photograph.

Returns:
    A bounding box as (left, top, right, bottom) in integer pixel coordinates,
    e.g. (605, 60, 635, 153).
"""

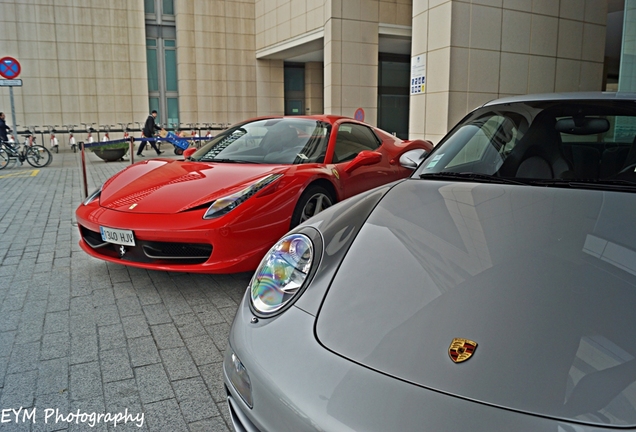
(176, 0, 258, 125)
(0, 0, 147, 141)
(411, 0, 608, 143)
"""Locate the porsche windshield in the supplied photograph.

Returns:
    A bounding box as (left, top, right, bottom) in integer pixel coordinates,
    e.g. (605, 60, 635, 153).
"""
(191, 119, 331, 164)
(415, 99, 636, 189)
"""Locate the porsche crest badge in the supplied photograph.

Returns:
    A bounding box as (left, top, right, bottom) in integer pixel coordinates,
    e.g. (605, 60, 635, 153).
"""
(448, 338, 477, 363)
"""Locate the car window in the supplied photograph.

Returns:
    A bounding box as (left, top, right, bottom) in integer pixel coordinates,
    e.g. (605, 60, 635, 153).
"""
(421, 113, 525, 175)
(416, 100, 636, 186)
(191, 118, 330, 164)
(333, 123, 381, 163)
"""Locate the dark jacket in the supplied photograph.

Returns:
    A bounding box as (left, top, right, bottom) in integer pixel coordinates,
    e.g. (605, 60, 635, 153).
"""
(0, 117, 10, 142)
(143, 115, 160, 138)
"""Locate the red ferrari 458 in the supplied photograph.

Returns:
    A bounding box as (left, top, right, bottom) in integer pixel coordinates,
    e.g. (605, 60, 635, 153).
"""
(76, 115, 432, 273)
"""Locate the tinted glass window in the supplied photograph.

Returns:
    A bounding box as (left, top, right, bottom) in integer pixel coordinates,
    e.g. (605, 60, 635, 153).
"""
(191, 119, 331, 165)
(333, 123, 380, 163)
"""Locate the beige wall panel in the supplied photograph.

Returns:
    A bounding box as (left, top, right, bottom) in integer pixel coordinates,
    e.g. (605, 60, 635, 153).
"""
(557, 19, 583, 60)
(499, 52, 529, 94)
(501, 10, 531, 53)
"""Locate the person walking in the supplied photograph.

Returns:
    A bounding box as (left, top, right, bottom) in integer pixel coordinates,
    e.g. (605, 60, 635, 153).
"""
(0, 112, 11, 144)
(137, 110, 164, 157)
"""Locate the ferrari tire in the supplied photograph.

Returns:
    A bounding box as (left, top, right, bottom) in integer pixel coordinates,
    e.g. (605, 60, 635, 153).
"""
(291, 185, 334, 228)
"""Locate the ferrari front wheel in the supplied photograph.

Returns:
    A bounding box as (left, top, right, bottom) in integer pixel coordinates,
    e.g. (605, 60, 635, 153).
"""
(291, 185, 334, 228)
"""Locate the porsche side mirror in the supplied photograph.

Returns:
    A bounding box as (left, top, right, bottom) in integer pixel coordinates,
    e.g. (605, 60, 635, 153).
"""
(344, 150, 383, 173)
(399, 148, 429, 170)
(183, 147, 197, 159)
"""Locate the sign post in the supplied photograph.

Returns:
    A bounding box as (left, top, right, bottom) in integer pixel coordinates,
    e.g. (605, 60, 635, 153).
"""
(0, 57, 22, 142)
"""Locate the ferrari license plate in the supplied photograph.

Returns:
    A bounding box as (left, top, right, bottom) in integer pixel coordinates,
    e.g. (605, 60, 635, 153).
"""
(100, 226, 136, 246)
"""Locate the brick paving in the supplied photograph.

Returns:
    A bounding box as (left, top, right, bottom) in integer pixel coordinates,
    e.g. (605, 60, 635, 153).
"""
(0, 144, 249, 431)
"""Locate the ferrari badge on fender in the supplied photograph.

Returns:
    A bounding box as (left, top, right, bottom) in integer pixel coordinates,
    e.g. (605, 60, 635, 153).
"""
(449, 338, 477, 363)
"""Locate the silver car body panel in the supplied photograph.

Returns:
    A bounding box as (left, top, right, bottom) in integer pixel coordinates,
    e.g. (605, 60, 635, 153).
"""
(316, 179, 636, 428)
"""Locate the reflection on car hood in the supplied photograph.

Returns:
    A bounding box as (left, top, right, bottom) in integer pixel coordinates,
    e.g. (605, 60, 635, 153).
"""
(316, 179, 636, 427)
(99, 159, 284, 213)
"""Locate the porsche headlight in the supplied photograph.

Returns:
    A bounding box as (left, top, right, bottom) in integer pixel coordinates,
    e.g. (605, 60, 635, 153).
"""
(203, 174, 282, 219)
(83, 185, 102, 205)
(250, 233, 314, 316)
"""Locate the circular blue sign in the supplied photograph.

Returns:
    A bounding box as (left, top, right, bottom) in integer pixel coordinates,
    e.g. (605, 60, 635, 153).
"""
(0, 57, 21, 79)
(354, 108, 365, 122)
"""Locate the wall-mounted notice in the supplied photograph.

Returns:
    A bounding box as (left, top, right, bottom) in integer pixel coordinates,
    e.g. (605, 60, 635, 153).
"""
(411, 55, 426, 95)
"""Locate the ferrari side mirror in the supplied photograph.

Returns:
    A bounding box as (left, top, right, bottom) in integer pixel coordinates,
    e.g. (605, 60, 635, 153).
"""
(344, 151, 383, 173)
(399, 148, 429, 170)
(183, 147, 197, 159)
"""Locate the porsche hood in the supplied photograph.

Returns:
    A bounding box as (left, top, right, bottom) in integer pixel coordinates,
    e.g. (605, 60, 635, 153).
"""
(316, 179, 636, 427)
(98, 159, 284, 213)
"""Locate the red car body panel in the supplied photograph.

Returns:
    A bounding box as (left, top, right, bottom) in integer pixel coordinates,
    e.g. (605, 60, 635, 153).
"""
(76, 115, 433, 273)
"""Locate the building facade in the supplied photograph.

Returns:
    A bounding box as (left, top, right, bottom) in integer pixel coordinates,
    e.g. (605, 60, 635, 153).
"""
(0, 0, 624, 144)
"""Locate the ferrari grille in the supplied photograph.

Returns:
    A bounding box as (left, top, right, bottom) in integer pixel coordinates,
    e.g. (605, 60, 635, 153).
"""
(79, 225, 212, 265)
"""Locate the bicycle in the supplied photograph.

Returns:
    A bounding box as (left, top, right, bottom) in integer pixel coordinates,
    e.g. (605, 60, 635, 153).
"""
(0, 134, 53, 169)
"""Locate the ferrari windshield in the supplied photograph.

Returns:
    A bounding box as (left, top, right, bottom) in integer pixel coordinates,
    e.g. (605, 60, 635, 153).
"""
(415, 99, 636, 188)
(190, 118, 331, 164)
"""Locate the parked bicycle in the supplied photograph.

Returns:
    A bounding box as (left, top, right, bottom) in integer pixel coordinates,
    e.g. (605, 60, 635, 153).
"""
(0, 134, 53, 169)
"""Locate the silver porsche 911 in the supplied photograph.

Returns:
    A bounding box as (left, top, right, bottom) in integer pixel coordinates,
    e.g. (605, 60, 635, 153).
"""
(224, 92, 636, 431)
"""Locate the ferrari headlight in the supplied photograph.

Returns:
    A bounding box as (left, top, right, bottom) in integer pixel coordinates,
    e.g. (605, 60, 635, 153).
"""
(83, 185, 102, 205)
(203, 174, 282, 219)
(250, 233, 314, 316)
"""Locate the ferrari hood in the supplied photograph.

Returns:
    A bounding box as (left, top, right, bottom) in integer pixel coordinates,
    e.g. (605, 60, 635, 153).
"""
(99, 159, 284, 214)
(316, 180, 636, 428)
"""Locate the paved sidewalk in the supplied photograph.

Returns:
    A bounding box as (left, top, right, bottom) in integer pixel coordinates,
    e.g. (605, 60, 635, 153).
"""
(0, 145, 248, 431)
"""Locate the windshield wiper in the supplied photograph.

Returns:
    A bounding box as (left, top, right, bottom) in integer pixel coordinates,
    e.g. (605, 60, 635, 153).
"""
(525, 178, 636, 191)
(419, 172, 526, 185)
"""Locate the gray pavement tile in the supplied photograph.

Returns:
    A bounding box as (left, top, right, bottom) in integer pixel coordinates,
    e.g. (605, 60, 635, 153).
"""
(112, 281, 136, 300)
(0, 370, 37, 407)
(198, 363, 227, 404)
(69, 296, 92, 317)
(188, 416, 231, 432)
(150, 323, 183, 350)
(121, 315, 150, 339)
(142, 304, 172, 325)
(37, 357, 69, 396)
(98, 324, 127, 351)
(0, 330, 16, 355)
(191, 304, 225, 327)
(159, 347, 199, 381)
(204, 323, 231, 352)
(33, 392, 71, 432)
(44, 311, 69, 334)
(134, 364, 174, 403)
(7, 341, 40, 374)
(134, 284, 163, 306)
(173, 314, 207, 340)
(69, 361, 102, 401)
(0, 155, 250, 432)
(92, 288, 116, 307)
(0, 356, 8, 388)
(40, 332, 70, 361)
(67, 398, 107, 431)
(127, 336, 161, 368)
(100, 349, 134, 383)
(184, 335, 223, 366)
(94, 304, 120, 327)
(143, 399, 189, 432)
(172, 377, 219, 423)
(69, 332, 98, 365)
(117, 297, 143, 318)
(218, 306, 238, 325)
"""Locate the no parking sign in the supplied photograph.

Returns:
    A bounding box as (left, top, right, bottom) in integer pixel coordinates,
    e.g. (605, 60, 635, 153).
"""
(0, 57, 21, 79)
